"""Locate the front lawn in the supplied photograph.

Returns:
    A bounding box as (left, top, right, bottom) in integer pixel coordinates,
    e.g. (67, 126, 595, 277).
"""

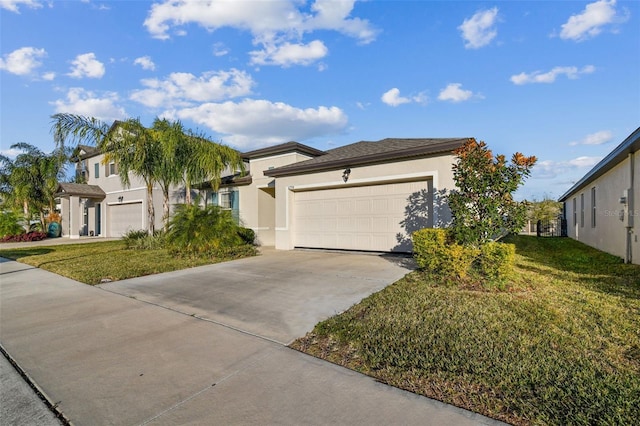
(0, 240, 253, 284)
(291, 236, 640, 425)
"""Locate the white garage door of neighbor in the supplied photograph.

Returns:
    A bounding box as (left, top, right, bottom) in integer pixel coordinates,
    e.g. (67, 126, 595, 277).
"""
(109, 202, 143, 237)
(293, 181, 429, 252)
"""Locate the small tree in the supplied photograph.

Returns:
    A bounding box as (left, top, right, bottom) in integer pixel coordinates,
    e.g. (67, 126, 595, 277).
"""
(528, 197, 562, 223)
(448, 138, 537, 247)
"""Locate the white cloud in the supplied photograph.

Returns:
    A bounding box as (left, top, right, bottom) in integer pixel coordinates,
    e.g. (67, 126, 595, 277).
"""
(68, 53, 105, 79)
(143, 0, 377, 67)
(212, 42, 229, 57)
(0, 0, 41, 13)
(133, 56, 156, 71)
(438, 83, 478, 103)
(381, 88, 410, 106)
(174, 99, 348, 149)
(250, 40, 328, 67)
(41, 71, 55, 80)
(305, 0, 378, 43)
(0, 47, 46, 75)
(52, 87, 126, 122)
(510, 65, 595, 85)
(569, 130, 613, 146)
(130, 68, 254, 108)
(381, 88, 426, 107)
(458, 7, 499, 49)
(0, 147, 23, 159)
(559, 0, 627, 41)
(534, 156, 602, 179)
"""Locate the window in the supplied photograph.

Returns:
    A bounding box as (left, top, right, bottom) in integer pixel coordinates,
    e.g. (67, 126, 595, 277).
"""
(591, 187, 596, 227)
(580, 193, 584, 228)
(219, 192, 232, 209)
(106, 162, 118, 176)
(573, 198, 577, 226)
(211, 189, 239, 223)
(94, 163, 99, 178)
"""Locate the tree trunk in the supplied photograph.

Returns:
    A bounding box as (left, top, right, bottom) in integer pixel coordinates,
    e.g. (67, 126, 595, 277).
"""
(185, 181, 192, 204)
(146, 183, 155, 235)
(23, 200, 30, 232)
(162, 186, 170, 232)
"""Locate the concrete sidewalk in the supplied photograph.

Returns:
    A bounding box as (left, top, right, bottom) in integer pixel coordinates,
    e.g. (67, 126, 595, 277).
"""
(0, 258, 505, 425)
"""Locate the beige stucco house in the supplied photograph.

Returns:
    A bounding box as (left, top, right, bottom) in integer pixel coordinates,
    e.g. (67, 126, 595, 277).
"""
(58, 137, 468, 252)
(559, 127, 639, 264)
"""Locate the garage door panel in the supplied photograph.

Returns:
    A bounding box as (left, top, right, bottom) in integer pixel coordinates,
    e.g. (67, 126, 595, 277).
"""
(109, 202, 143, 237)
(293, 181, 431, 252)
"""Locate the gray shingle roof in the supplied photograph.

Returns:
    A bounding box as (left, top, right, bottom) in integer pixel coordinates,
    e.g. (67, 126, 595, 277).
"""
(242, 141, 325, 160)
(264, 138, 469, 177)
(56, 183, 106, 199)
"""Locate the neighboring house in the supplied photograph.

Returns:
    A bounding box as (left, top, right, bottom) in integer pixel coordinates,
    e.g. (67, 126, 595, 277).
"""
(559, 127, 639, 264)
(58, 137, 468, 252)
(56, 144, 176, 238)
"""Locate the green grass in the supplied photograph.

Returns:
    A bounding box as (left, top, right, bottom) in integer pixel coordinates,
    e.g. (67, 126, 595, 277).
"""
(0, 240, 254, 285)
(291, 236, 640, 425)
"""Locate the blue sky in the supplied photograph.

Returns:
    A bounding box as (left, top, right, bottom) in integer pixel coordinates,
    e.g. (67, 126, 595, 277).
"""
(1, 0, 639, 200)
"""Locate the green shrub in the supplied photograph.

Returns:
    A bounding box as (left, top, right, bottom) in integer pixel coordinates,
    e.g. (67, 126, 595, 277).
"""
(237, 227, 256, 245)
(167, 204, 244, 256)
(122, 229, 149, 242)
(412, 228, 448, 271)
(123, 230, 167, 250)
(478, 242, 515, 281)
(0, 211, 25, 237)
(412, 228, 476, 279)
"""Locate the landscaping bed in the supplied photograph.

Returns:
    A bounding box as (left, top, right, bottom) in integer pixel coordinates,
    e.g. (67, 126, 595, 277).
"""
(291, 235, 640, 425)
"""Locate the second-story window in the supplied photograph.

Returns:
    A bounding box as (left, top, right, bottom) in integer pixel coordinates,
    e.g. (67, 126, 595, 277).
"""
(94, 162, 99, 179)
(106, 162, 118, 177)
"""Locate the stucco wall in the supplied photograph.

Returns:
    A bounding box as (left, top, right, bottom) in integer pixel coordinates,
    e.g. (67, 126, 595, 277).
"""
(271, 154, 457, 250)
(81, 152, 179, 236)
(238, 152, 317, 245)
(564, 154, 638, 264)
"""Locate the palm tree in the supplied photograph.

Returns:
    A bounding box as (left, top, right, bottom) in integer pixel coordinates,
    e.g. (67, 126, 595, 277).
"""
(51, 113, 245, 234)
(52, 113, 160, 235)
(0, 143, 67, 231)
(182, 131, 244, 205)
(100, 118, 161, 234)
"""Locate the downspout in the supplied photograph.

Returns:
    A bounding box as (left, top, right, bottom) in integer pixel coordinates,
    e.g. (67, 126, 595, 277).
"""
(626, 152, 635, 263)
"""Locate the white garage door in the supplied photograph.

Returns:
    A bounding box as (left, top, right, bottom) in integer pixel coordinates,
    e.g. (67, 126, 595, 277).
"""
(293, 181, 430, 252)
(108, 202, 143, 237)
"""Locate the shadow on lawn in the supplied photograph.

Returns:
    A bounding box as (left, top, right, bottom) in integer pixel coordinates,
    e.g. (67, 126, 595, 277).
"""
(0, 248, 54, 259)
(506, 234, 640, 298)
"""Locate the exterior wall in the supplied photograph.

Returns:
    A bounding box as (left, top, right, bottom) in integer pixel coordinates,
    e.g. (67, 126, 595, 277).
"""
(634, 153, 639, 264)
(564, 155, 638, 264)
(237, 152, 317, 246)
(272, 154, 457, 250)
(79, 152, 180, 237)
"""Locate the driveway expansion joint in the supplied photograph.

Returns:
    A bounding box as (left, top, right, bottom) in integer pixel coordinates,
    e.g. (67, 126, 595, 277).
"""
(0, 343, 71, 426)
(98, 285, 288, 346)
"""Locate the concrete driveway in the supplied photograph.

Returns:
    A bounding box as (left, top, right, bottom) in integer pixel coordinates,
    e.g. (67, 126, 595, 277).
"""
(1, 251, 505, 425)
(100, 248, 414, 344)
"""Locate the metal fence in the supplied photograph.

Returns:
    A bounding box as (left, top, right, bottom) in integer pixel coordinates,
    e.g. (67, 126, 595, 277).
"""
(535, 218, 567, 237)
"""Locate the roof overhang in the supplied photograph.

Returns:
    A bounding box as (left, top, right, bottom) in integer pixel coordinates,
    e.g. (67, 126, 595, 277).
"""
(559, 127, 640, 201)
(55, 183, 106, 199)
(264, 139, 465, 177)
(242, 141, 325, 161)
